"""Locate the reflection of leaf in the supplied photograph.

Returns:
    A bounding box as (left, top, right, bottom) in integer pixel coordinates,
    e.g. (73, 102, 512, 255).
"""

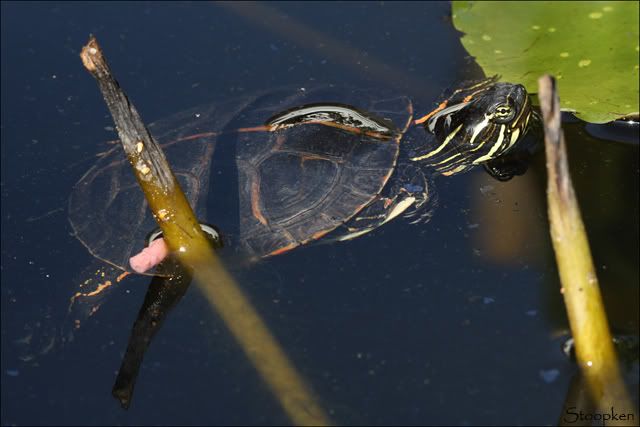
(452, 1, 639, 123)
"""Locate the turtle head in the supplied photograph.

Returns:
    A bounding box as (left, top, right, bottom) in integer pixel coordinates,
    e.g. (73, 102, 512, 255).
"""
(412, 77, 535, 177)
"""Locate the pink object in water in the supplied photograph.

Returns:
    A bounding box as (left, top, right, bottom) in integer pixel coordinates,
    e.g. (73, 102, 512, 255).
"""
(129, 238, 170, 274)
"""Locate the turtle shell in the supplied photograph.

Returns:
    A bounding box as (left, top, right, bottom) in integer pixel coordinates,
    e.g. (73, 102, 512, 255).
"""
(68, 87, 413, 272)
(234, 87, 413, 258)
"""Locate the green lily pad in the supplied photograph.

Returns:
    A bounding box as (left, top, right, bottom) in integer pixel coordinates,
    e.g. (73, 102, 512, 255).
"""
(452, 1, 639, 123)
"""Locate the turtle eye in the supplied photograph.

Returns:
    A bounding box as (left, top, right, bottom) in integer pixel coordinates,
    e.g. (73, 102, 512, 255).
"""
(492, 104, 515, 123)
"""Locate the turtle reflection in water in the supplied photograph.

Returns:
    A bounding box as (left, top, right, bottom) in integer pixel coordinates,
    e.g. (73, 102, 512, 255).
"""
(69, 76, 537, 276)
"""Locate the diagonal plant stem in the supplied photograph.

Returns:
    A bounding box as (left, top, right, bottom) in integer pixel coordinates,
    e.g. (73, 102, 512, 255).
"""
(80, 36, 330, 426)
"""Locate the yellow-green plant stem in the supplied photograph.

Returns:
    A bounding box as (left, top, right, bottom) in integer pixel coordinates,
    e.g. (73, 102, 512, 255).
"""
(538, 74, 637, 422)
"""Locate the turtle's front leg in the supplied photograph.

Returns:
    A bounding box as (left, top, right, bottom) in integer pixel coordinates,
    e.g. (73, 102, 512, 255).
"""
(336, 163, 434, 241)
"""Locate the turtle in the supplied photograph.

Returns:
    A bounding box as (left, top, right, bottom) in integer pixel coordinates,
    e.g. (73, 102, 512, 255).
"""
(68, 76, 537, 273)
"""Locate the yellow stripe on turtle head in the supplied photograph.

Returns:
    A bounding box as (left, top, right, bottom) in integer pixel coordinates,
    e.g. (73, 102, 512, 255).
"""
(472, 125, 506, 164)
(410, 123, 463, 161)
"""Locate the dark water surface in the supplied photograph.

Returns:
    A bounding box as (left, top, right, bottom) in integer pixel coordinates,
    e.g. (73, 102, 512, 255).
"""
(1, 2, 638, 425)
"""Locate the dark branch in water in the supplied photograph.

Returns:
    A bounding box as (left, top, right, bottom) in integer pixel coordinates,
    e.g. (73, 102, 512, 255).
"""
(81, 36, 196, 409)
(112, 258, 192, 409)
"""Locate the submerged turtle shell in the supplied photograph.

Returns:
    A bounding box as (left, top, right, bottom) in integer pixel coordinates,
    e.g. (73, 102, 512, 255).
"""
(69, 87, 413, 273)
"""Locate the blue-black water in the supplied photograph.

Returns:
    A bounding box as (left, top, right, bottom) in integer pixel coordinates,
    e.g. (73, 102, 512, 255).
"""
(1, 2, 638, 425)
